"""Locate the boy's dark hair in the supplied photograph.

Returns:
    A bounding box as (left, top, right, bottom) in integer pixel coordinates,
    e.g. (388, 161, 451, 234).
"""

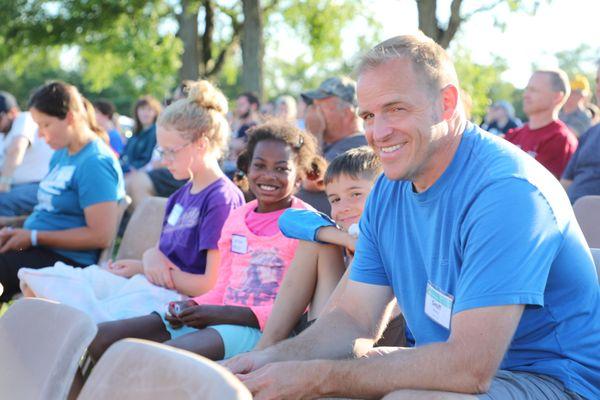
(239, 92, 260, 110)
(324, 146, 382, 185)
(94, 99, 116, 119)
(237, 119, 323, 181)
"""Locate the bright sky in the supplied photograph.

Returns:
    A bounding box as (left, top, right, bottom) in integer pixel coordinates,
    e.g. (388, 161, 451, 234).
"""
(368, 0, 600, 88)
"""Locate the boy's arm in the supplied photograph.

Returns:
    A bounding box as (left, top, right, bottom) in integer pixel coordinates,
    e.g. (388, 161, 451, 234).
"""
(316, 226, 357, 252)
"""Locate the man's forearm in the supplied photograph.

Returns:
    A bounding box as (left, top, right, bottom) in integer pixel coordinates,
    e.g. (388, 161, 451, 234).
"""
(1, 137, 29, 179)
(317, 341, 490, 398)
(265, 306, 377, 363)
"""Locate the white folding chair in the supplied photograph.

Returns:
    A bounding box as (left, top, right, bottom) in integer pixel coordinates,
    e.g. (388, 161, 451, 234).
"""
(573, 195, 600, 248)
(78, 339, 252, 400)
(114, 196, 168, 260)
(0, 298, 97, 400)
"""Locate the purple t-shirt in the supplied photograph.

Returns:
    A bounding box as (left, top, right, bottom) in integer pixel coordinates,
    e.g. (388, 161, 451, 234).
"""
(158, 177, 244, 274)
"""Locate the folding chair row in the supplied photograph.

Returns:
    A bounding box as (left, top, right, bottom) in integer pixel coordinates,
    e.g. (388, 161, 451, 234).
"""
(0, 298, 250, 400)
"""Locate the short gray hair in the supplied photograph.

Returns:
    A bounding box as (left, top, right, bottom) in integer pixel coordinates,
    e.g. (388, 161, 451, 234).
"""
(534, 69, 570, 99)
(355, 34, 459, 94)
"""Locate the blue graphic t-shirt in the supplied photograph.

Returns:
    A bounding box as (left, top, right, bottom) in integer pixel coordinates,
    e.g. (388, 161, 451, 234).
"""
(351, 124, 600, 399)
(25, 139, 125, 265)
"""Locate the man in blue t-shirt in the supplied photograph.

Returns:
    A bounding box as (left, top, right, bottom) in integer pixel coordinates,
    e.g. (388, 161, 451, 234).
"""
(225, 35, 600, 400)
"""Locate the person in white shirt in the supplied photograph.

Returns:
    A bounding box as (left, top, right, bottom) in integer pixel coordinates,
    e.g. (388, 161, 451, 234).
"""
(0, 91, 53, 216)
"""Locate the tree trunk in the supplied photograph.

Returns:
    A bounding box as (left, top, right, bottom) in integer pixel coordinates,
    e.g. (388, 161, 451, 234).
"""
(241, 0, 264, 100)
(416, 0, 439, 41)
(177, 0, 201, 80)
(416, 0, 464, 49)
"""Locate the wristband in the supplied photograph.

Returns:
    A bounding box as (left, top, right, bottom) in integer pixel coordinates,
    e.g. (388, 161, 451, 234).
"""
(30, 230, 38, 247)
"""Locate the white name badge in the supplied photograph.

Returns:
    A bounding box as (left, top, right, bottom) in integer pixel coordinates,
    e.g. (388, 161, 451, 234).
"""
(231, 234, 248, 254)
(424, 282, 454, 330)
(167, 204, 184, 226)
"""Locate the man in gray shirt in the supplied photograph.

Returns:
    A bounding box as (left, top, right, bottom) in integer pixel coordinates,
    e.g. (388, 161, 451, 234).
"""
(561, 67, 600, 203)
(559, 74, 592, 137)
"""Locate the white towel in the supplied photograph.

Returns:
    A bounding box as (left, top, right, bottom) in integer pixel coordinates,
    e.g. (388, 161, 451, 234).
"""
(18, 263, 184, 323)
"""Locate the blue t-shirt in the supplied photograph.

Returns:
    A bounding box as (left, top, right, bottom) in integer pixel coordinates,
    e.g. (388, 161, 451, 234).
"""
(351, 124, 600, 399)
(25, 139, 125, 265)
(107, 128, 124, 155)
(120, 124, 157, 173)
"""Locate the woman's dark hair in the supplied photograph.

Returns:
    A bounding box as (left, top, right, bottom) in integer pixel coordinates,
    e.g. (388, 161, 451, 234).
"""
(237, 119, 323, 181)
(28, 81, 109, 143)
(28, 81, 71, 119)
(132, 95, 162, 135)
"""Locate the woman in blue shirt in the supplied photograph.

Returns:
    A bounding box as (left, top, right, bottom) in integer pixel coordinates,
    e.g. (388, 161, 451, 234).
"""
(0, 81, 125, 301)
(119, 95, 161, 173)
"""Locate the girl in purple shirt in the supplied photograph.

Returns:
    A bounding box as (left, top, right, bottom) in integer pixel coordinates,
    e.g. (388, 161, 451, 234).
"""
(107, 81, 244, 297)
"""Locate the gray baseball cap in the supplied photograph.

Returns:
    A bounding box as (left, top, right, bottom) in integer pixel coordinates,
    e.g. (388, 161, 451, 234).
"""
(301, 77, 357, 106)
(0, 91, 18, 113)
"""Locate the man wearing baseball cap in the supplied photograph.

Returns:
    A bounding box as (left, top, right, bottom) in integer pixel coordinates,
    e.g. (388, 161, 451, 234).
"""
(0, 91, 53, 216)
(559, 74, 593, 137)
(297, 77, 368, 214)
(301, 76, 367, 161)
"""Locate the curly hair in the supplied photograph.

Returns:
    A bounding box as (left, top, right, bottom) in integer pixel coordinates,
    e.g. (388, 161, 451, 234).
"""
(237, 119, 324, 181)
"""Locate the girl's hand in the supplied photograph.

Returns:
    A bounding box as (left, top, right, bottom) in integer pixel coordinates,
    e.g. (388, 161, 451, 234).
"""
(0, 228, 32, 253)
(165, 299, 197, 329)
(142, 248, 175, 289)
(107, 259, 143, 277)
(177, 304, 221, 329)
(168, 299, 197, 317)
(164, 312, 184, 329)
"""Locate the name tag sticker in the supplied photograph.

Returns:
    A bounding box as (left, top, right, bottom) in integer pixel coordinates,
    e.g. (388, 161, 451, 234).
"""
(231, 234, 248, 254)
(424, 282, 454, 330)
(167, 204, 184, 226)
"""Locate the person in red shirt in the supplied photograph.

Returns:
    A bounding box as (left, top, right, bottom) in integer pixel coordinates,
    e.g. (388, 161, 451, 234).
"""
(505, 69, 578, 178)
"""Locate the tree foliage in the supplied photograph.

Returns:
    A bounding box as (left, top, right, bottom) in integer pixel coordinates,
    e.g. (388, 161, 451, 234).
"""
(452, 47, 518, 122)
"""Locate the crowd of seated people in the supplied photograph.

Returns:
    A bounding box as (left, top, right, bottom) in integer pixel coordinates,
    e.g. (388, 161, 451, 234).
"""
(0, 33, 599, 400)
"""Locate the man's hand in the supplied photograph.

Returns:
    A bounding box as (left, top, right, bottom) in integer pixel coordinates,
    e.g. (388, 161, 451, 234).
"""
(239, 360, 323, 400)
(0, 228, 31, 253)
(222, 349, 273, 375)
(107, 259, 143, 277)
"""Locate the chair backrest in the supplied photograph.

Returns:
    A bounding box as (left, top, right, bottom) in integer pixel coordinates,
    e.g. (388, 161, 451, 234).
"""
(115, 196, 168, 260)
(0, 298, 97, 400)
(98, 195, 133, 264)
(573, 195, 600, 248)
(590, 248, 600, 282)
(78, 339, 252, 400)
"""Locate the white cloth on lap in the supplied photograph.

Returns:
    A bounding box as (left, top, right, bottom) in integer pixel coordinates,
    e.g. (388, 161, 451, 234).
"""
(18, 263, 184, 323)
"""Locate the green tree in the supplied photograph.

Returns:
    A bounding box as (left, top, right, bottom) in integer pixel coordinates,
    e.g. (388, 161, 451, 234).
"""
(452, 47, 517, 122)
(0, 0, 182, 107)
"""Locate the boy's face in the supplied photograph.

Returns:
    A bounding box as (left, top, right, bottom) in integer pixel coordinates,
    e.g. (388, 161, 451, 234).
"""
(326, 174, 373, 231)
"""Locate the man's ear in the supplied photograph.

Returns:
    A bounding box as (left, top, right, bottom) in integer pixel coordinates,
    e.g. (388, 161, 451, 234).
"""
(441, 84, 459, 120)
